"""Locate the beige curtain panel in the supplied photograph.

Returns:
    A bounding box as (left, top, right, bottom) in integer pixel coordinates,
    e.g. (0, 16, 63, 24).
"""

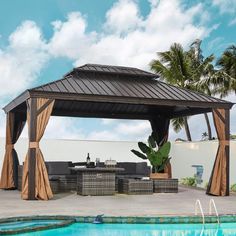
(22, 98, 55, 200)
(0, 113, 25, 189)
(207, 109, 229, 196)
(0, 113, 15, 189)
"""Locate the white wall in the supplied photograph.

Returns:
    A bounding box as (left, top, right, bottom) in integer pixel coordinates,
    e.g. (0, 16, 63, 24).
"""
(0, 138, 236, 185)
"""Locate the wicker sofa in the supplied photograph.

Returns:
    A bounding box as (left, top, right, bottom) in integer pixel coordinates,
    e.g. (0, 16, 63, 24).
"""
(18, 161, 76, 194)
(45, 161, 77, 193)
(115, 162, 151, 192)
(18, 161, 151, 194)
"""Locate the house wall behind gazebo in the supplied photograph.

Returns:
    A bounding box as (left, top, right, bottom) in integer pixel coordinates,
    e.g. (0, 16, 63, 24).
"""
(0, 138, 236, 186)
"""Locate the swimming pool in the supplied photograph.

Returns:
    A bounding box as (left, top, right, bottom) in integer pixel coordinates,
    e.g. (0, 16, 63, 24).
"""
(12, 222, 236, 236)
(1, 216, 236, 235)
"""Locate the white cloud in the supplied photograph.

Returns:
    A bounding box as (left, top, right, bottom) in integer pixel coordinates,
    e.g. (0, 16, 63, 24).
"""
(104, 0, 142, 34)
(86, 120, 151, 141)
(45, 0, 211, 69)
(213, 0, 236, 14)
(115, 121, 150, 138)
(229, 17, 236, 26)
(43, 117, 86, 140)
(101, 119, 116, 125)
(207, 37, 225, 53)
(0, 21, 48, 100)
(48, 12, 96, 59)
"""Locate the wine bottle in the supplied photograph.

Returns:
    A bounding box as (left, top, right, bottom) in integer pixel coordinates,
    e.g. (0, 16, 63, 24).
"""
(86, 153, 90, 166)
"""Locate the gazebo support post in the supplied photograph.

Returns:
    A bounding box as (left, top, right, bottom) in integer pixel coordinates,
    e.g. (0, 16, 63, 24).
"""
(28, 98, 37, 200)
(149, 116, 170, 146)
(207, 108, 230, 196)
(149, 116, 172, 178)
(225, 109, 230, 195)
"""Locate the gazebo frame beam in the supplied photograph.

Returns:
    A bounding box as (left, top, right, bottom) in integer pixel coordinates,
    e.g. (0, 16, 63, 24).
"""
(28, 98, 37, 200)
(225, 109, 230, 195)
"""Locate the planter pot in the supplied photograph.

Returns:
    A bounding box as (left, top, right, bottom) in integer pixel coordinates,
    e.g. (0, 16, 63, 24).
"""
(150, 173, 169, 179)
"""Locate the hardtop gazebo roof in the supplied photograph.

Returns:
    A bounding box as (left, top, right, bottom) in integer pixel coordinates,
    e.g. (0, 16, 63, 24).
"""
(3, 64, 234, 118)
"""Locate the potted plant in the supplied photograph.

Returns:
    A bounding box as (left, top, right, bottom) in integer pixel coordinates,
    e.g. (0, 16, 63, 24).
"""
(131, 132, 171, 179)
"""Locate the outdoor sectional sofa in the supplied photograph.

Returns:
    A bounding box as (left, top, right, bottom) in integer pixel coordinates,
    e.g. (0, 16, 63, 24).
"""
(18, 161, 151, 194)
(18, 162, 76, 193)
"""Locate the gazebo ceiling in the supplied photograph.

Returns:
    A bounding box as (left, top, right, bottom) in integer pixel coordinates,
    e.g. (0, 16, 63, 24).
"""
(3, 64, 234, 119)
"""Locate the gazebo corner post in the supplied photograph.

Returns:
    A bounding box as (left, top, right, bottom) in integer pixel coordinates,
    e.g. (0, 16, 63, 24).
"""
(149, 116, 171, 178)
(28, 98, 37, 200)
(225, 108, 230, 196)
(22, 97, 55, 201)
(149, 116, 170, 146)
(207, 108, 230, 196)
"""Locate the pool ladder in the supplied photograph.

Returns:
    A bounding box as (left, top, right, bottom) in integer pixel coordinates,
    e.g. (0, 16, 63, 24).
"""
(195, 199, 220, 236)
(209, 199, 220, 224)
(195, 199, 205, 224)
(195, 199, 220, 224)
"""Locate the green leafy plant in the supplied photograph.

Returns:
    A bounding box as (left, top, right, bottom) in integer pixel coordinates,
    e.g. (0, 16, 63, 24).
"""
(131, 132, 171, 173)
(180, 177, 197, 187)
(231, 184, 236, 192)
(230, 134, 236, 140)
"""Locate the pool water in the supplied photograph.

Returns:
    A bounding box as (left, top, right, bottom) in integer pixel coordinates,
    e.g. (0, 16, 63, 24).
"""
(0, 220, 62, 231)
(15, 222, 236, 236)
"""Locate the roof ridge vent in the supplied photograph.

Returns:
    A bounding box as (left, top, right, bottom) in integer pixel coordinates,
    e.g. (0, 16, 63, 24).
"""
(74, 63, 158, 78)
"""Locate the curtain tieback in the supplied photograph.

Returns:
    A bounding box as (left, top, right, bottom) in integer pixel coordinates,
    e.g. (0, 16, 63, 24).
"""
(219, 140, 229, 146)
(6, 144, 14, 149)
(29, 142, 39, 149)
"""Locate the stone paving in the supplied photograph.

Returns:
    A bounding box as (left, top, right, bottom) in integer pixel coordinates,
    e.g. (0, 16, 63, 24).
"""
(0, 187, 236, 219)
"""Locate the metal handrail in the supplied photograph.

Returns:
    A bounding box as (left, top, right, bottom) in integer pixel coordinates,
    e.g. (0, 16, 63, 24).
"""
(195, 199, 205, 225)
(209, 199, 220, 224)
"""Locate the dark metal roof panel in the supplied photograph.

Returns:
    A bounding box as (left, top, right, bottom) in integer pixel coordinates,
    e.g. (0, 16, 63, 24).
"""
(74, 64, 157, 78)
(31, 65, 231, 106)
(4, 64, 233, 114)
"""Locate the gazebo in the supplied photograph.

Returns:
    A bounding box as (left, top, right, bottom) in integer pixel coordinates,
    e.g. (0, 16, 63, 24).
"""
(0, 64, 234, 200)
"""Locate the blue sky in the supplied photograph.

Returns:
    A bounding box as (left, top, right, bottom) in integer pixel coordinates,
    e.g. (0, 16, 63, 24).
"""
(0, 0, 235, 141)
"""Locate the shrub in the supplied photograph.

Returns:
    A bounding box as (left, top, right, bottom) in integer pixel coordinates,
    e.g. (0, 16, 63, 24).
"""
(231, 184, 236, 192)
(180, 177, 197, 187)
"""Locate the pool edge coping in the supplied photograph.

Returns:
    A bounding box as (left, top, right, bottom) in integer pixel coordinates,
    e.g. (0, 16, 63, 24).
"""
(1, 214, 236, 235)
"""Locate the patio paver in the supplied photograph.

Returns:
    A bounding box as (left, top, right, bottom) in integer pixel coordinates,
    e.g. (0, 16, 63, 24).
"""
(0, 187, 236, 219)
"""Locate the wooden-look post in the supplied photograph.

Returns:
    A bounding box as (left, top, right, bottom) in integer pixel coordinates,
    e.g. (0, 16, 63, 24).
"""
(225, 109, 230, 196)
(28, 98, 37, 200)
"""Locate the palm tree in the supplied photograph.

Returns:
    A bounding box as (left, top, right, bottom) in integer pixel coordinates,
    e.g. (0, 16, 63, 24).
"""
(150, 40, 219, 141)
(215, 45, 236, 97)
(171, 117, 191, 141)
(201, 132, 209, 141)
(217, 45, 236, 78)
(150, 43, 193, 141)
(187, 39, 215, 140)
